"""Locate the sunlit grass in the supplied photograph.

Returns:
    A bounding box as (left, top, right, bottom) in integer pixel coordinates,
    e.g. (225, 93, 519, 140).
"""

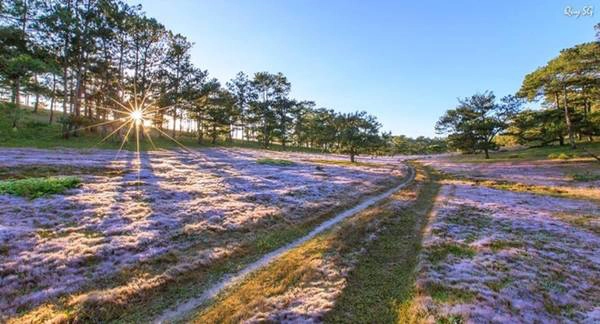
(441, 175, 600, 202)
(0, 104, 324, 153)
(0, 176, 80, 199)
(192, 164, 438, 324)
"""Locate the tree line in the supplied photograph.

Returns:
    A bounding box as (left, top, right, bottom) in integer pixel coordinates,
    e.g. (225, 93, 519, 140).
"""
(436, 23, 600, 158)
(1, 0, 407, 161)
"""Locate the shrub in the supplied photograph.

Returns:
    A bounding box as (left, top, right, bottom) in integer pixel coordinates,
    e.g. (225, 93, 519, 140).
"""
(0, 176, 81, 199)
(548, 152, 572, 160)
(25, 120, 49, 129)
(570, 172, 600, 182)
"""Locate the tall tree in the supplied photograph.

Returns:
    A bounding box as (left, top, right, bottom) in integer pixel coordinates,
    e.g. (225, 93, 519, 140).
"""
(227, 71, 254, 141)
(163, 32, 192, 137)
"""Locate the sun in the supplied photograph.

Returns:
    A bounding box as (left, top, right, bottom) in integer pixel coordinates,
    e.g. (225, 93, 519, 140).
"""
(131, 109, 144, 123)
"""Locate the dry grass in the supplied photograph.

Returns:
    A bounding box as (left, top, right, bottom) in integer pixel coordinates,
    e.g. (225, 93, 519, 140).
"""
(552, 212, 600, 234)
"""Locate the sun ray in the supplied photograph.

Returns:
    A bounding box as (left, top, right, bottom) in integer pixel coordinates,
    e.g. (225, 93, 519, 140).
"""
(63, 118, 125, 136)
(98, 119, 131, 145)
(116, 120, 135, 156)
(150, 125, 197, 154)
(135, 122, 141, 155)
(141, 123, 158, 150)
(135, 121, 142, 182)
(90, 104, 132, 116)
(108, 97, 134, 113)
(142, 104, 177, 116)
(138, 82, 154, 109)
(133, 80, 139, 110)
(92, 90, 202, 177)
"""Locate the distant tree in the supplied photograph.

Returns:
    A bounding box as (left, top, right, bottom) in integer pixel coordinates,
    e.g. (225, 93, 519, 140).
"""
(337, 111, 382, 162)
(249, 72, 286, 148)
(387, 135, 448, 155)
(193, 78, 219, 142)
(436, 91, 521, 159)
(163, 32, 192, 137)
(290, 100, 315, 147)
(227, 72, 254, 141)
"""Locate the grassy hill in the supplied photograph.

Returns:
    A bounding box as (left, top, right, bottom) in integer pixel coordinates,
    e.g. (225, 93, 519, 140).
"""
(447, 141, 600, 163)
(0, 103, 320, 153)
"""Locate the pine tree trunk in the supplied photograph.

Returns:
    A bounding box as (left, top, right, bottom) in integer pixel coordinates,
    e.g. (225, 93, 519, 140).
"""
(563, 87, 576, 149)
(172, 108, 177, 138)
(12, 78, 20, 128)
(33, 76, 40, 112)
(48, 74, 56, 124)
(14, 78, 20, 107)
(197, 117, 203, 143)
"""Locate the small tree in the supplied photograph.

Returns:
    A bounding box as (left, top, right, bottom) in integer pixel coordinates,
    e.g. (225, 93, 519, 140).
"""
(436, 91, 521, 159)
(337, 111, 382, 162)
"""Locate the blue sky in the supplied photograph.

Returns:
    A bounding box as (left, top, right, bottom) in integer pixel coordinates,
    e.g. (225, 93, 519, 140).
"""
(133, 0, 597, 137)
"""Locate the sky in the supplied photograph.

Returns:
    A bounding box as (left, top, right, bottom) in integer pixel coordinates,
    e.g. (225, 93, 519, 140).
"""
(132, 0, 597, 137)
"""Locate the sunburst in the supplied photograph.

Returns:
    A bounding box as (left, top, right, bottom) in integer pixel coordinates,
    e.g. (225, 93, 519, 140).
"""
(63, 86, 197, 179)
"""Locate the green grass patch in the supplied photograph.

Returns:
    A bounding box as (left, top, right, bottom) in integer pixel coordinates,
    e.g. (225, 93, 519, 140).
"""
(0, 165, 125, 180)
(444, 206, 492, 229)
(307, 159, 386, 168)
(437, 314, 465, 324)
(428, 243, 476, 263)
(0, 176, 80, 199)
(256, 158, 295, 166)
(425, 282, 476, 304)
(254, 226, 305, 253)
(485, 277, 513, 292)
(488, 240, 524, 252)
(569, 171, 600, 182)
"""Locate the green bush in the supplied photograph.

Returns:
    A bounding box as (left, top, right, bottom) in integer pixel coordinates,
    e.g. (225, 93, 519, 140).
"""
(256, 158, 295, 166)
(0, 176, 81, 199)
(24, 120, 49, 129)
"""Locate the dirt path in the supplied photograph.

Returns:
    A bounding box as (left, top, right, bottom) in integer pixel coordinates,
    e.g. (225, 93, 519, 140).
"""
(154, 164, 415, 323)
